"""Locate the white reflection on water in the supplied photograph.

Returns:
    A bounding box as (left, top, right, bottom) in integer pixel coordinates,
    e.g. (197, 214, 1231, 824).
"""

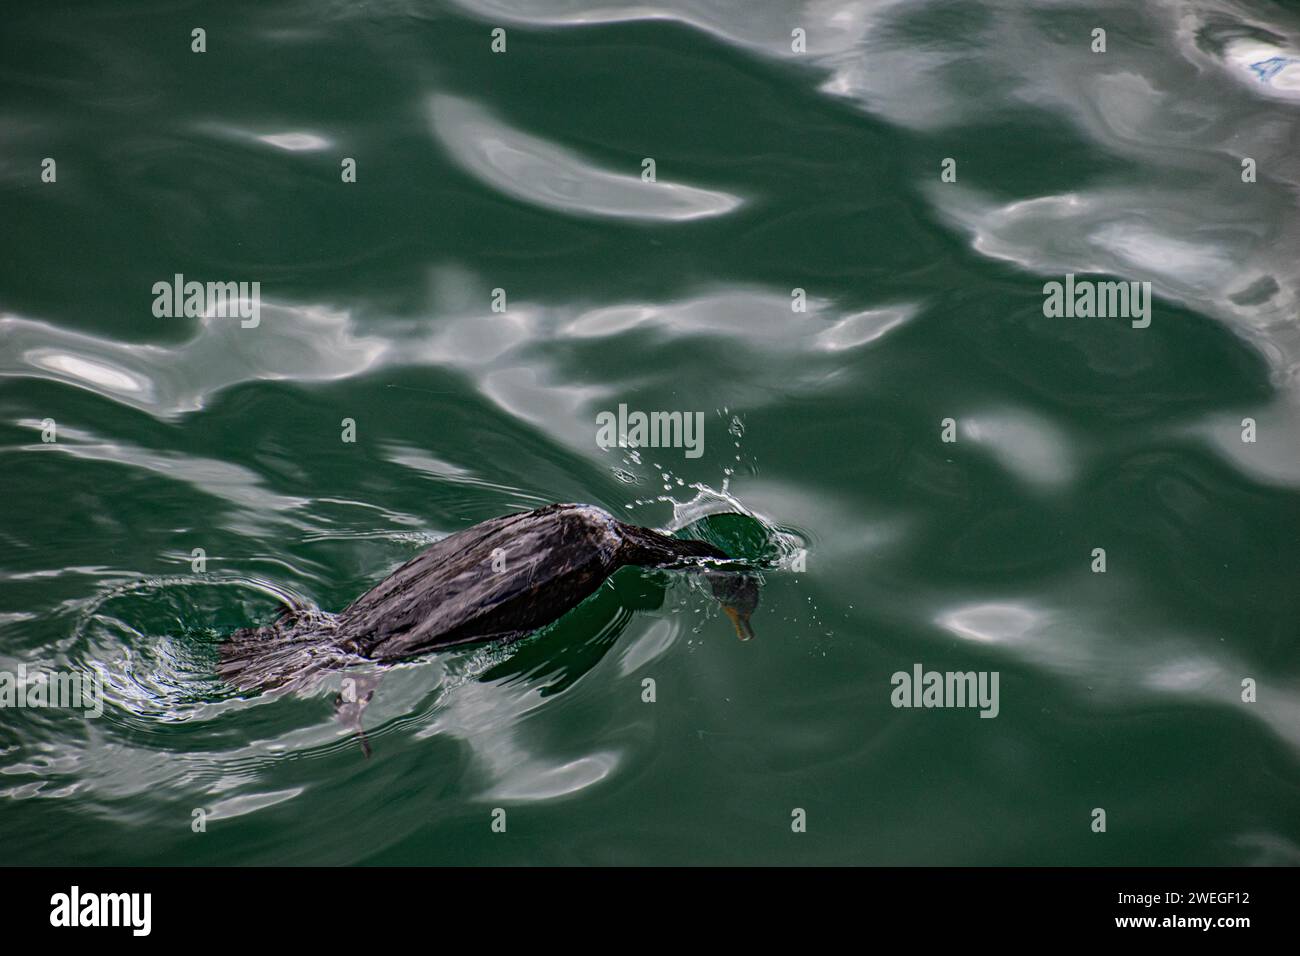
(206, 787, 303, 820)
(1185, 401, 1300, 486)
(815, 305, 914, 351)
(1, 274, 920, 453)
(1217, 38, 1300, 100)
(255, 131, 331, 152)
(429, 94, 743, 221)
(450, 0, 1300, 387)
(960, 411, 1077, 491)
(938, 596, 1300, 754)
(193, 122, 335, 153)
(28, 353, 149, 395)
(417, 664, 621, 801)
(618, 617, 678, 676)
(927, 184, 1297, 351)
(14, 420, 312, 537)
(0, 304, 385, 418)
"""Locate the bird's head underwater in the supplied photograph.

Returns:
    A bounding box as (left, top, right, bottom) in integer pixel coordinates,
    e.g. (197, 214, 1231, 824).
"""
(707, 572, 760, 641)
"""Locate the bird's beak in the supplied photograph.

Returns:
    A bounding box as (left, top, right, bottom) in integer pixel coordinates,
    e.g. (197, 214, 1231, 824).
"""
(723, 605, 755, 641)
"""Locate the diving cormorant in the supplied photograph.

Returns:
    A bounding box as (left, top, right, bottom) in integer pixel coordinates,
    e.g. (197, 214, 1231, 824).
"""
(219, 503, 758, 693)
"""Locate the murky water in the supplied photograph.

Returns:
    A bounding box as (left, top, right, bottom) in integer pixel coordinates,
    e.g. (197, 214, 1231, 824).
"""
(2, 0, 1299, 864)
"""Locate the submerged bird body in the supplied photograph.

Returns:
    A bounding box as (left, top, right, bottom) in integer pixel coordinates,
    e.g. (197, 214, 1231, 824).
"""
(338, 503, 726, 659)
(219, 504, 746, 692)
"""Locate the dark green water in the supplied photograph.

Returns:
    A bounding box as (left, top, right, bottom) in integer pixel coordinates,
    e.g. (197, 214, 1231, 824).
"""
(2, 0, 1300, 865)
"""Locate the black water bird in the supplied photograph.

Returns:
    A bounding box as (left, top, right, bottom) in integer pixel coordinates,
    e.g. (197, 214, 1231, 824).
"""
(218, 503, 758, 696)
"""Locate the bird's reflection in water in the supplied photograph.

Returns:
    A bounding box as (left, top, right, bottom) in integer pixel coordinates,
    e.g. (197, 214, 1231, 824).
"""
(327, 562, 763, 754)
